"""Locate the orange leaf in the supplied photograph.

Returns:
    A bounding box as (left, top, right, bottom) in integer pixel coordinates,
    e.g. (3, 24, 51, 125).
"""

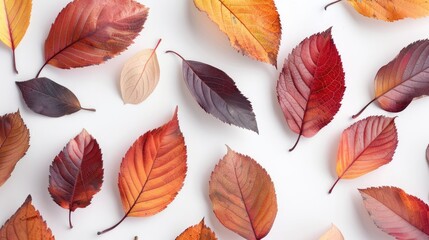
(0, 0, 32, 73)
(193, 0, 281, 66)
(0, 195, 55, 240)
(319, 224, 344, 240)
(325, 0, 429, 21)
(209, 147, 277, 240)
(176, 219, 218, 240)
(0, 111, 30, 187)
(359, 186, 429, 239)
(329, 116, 398, 193)
(98, 108, 187, 235)
(37, 0, 148, 77)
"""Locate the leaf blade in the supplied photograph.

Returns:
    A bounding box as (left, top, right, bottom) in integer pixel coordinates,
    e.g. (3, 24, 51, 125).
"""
(0, 111, 30, 187)
(48, 129, 103, 228)
(176, 219, 218, 240)
(277, 28, 345, 151)
(16, 78, 94, 117)
(209, 147, 277, 240)
(193, 0, 281, 66)
(359, 186, 429, 239)
(0, 195, 55, 240)
(319, 224, 344, 240)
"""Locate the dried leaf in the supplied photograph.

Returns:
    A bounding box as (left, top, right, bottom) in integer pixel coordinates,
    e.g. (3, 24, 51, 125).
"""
(16, 78, 95, 117)
(277, 28, 345, 151)
(0, 195, 55, 240)
(194, 0, 281, 66)
(98, 108, 187, 235)
(167, 51, 258, 133)
(426, 145, 429, 165)
(48, 129, 103, 228)
(120, 39, 161, 104)
(0, 111, 29, 187)
(319, 224, 344, 240)
(0, 0, 32, 73)
(37, 0, 148, 77)
(325, 0, 429, 22)
(329, 116, 398, 193)
(176, 219, 218, 240)
(359, 186, 429, 239)
(209, 147, 277, 240)
(353, 40, 429, 118)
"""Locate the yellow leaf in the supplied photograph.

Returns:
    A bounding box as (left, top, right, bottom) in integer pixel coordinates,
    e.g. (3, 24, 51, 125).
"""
(120, 39, 161, 104)
(194, 0, 281, 66)
(0, 0, 32, 73)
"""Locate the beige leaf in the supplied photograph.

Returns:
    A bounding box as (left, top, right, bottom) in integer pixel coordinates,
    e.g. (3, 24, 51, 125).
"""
(120, 39, 161, 104)
(319, 224, 344, 240)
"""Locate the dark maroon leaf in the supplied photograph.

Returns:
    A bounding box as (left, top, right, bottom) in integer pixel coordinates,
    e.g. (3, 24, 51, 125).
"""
(48, 129, 103, 228)
(16, 78, 95, 117)
(166, 51, 258, 133)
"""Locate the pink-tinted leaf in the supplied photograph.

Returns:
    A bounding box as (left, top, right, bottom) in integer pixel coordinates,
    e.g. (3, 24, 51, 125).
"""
(167, 51, 258, 133)
(48, 129, 103, 228)
(277, 28, 345, 151)
(359, 186, 429, 239)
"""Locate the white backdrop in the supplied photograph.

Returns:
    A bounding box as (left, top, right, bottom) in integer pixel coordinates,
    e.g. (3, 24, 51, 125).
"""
(1, 0, 429, 239)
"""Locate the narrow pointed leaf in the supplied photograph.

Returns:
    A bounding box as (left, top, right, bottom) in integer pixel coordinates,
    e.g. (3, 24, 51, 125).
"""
(319, 224, 344, 240)
(176, 219, 218, 240)
(48, 129, 103, 228)
(209, 147, 277, 240)
(0, 111, 29, 187)
(168, 51, 258, 133)
(277, 28, 345, 151)
(354, 40, 429, 118)
(16, 78, 95, 117)
(98, 108, 187, 235)
(0, 195, 55, 239)
(193, 0, 281, 66)
(39, 0, 148, 76)
(329, 116, 398, 193)
(0, 0, 32, 73)
(120, 39, 161, 104)
(359, 186, 429, 239)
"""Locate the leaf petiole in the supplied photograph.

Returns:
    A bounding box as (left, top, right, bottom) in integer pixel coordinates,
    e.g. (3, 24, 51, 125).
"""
(324, 0, 343, 10)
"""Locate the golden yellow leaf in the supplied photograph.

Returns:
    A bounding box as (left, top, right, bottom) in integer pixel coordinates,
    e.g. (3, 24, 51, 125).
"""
(326, 0, 429, 21)
(194, 0, 281, 66)
(0, 0, 32, 73)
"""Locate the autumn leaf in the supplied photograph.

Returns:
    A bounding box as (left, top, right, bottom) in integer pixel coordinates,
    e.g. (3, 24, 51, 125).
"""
(176, 219, 217, 240)
(329, 116, 398, 193)
(0, 195, 55, 240)
(209, 147, 277, 240)
(16, 78, 95, 117)
(167, 50, 258, 133)
(359, 186, 429, 239)
(36, 0, 148, 78)
(319, 224, 344, 240)
(193, 0, 281, 66)
(48, 129, 103, 229)
(426, 145, 429, 165)
(0, 0, 32, 73)
(353, 40, 429, 118)
(98, 108, 187, 235)
(277, 28, 345, 151)
(325, 0, 429, 22)
(120, 39, 161, 104)
(0, 111, 30, 187)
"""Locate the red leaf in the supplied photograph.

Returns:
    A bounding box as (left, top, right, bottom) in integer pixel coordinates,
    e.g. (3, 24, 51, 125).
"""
(48, 129, 103, 228)
(37, 0, 148, 77)
(354, 40, 429, 118)
(277, 28, 345, 151)
(359, 186, 429, 239)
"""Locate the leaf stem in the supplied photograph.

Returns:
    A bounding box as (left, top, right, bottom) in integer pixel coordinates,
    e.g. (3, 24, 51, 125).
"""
(97, 214, 128, 235)
(12, 50, 18, 74)
(80, 107, 96, 112)
(352, 98, 377, 119)
(324, 0, 343, 10)
(165, 50, 187, 62)
(36, 62, 48, 78)
(69, 209, 73, 229)
(289, 132, 302, 152)
(328, 177, 341, 194)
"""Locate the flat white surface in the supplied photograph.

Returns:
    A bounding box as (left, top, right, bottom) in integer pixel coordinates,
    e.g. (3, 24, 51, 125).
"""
(1, 0, 429, 239)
